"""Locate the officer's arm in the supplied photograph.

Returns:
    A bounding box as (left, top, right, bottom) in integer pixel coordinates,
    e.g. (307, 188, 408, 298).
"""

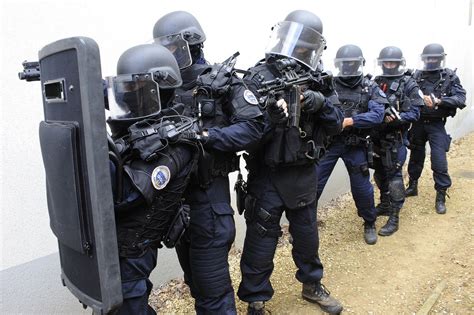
(315, 97, 344, 136)
(352, 100, 385, 128)
(439, 75, 467, 109)
(202, 119, 264, 151)
(400, 87, 422, 122)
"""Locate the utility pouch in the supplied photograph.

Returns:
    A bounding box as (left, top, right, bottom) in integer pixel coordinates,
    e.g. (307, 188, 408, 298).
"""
(163, 204, 190, 248)
(244, 194, 257, 222)
(367, 140, 374, 169)
(197, 149, 215, 188)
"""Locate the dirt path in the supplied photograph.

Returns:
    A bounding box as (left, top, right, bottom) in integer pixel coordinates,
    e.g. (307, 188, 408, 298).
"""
(151, 133, 474, 314)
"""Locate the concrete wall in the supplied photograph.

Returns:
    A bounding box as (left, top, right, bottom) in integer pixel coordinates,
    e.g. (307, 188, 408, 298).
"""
(1, 0, 472, 313)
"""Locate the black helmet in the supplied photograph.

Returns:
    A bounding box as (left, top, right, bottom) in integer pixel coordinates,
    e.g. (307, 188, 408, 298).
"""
(265, 10, 326, 70)
(153, 11, 206, 45)
(284, 10, 323, 34)
(377, 46, 406, 76)
(109, 44, 181, 122)
(334, 44, 365, 77)
(420, 43, 446, 71)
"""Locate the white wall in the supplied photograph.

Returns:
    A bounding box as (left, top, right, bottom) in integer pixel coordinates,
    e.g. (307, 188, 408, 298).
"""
(1, 0, 472, 312)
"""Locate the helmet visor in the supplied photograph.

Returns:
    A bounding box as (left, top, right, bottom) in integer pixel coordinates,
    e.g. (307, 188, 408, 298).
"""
(265, 21, 326, 70)
(334, 57, 364, 77)
(420, 54, 446, 71)
(376, 57, 406, 77)
(107, 73, 161, 119)
(154, 33, 192, 69)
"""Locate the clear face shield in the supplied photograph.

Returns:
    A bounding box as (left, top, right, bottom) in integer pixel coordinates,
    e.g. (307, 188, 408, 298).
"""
(334, 57, 364, 77)
(154, 33, 192, 69)
(105, 73, 163, 120)
(265, 21, 326, 71)
(376, 58, 406, 77)
(420, 54, 446, 71)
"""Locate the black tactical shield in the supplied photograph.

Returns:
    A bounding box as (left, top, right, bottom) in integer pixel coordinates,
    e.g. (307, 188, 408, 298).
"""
(37, 37, 122, 314)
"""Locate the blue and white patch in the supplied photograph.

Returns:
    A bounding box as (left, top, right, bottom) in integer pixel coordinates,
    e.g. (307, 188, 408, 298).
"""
(378, 89, 387, 97)
(243, 89, 259, 105)
(151, 165, 171, 190)
(418, 90, 424, 99)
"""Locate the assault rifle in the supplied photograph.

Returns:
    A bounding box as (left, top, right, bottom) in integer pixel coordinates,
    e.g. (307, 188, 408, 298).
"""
(256, 58, 332, 127)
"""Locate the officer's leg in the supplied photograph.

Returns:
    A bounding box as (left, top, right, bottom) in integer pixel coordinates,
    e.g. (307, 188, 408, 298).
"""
(175, 231, 197, 296)
(373, 152, 390, 216)
(427, 122, 452, 191)
(286, 200, 323, 283)
(237, 189, 284, 304)
(116, 248, 158, 315)
(379, 146, 407, 236)
(406, 122, 427, 196)
(426, 121, 451, 214)
(316, 143, 343, 200)
(342, 146, 377, 244)
(289, 201, 344, 314)
(188, 201, 237, 314)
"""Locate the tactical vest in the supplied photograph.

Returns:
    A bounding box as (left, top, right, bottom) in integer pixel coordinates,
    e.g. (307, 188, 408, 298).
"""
(334, 76, 372, 118)
(112, 115, 199, 258)
(245, 62, 322, 168)
(413, 69, 457, 118)
(378, 75, 412, 113)
(175, 63, 240, 187)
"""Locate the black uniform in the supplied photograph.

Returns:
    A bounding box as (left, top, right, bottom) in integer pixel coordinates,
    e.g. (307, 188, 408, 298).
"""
(174, 61, 264, 314)
(372, 72, 423, 235)
(407, 68, 466, 191)
(237, 59, 343, 304)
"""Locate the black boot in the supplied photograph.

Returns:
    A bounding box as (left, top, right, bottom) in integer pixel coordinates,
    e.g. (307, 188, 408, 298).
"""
(247, 301, 266, 315)
(378, 207, 400, 236)
(363, 221, 377, 245)
(375, 192, 391, 216)
(435, 190, 447, 214)
(405, 179, 418, 197)
(302, 283, 343, 314)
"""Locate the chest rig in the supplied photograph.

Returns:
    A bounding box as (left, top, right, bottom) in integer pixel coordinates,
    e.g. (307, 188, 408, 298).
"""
(248, 61, 322, 167)
(414, 69, 456, 118)
(378, 75, 411, 113)
(110, 113, 200, 257)
(335, 76, 372, 118)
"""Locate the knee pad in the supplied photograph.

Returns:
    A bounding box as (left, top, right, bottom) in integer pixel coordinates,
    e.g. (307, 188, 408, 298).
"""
(242, 224, 279, 268)
(190, 246, 233, 297)
(389, 178, 405, 202)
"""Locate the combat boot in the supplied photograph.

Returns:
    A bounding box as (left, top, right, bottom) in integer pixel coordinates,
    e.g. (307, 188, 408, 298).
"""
(405, 179, 418, 197)
(302, 282, 343, 314)
(363, 221, 377, 245)
(247, 301, 266, 315)
(375, 192, 391, 216)
(435, 190, 447, 214)
(378, 207, 399, 236)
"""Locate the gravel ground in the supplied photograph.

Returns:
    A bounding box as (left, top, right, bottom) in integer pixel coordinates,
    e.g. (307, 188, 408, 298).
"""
(150, 132, 474, 314)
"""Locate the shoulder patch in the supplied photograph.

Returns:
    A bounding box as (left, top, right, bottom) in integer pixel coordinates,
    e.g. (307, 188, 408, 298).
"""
(378, 89, 386, 97)
(418, 90, 424, 98)
(151, 165, 171, 190)
(243, 89, 259, 105)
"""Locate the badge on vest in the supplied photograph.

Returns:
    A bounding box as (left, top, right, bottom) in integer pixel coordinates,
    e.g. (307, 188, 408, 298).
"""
(151, 165, 171, 190)
(244, 89, 259, 105)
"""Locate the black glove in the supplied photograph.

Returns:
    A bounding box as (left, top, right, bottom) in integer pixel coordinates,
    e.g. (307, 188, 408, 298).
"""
(266, 96, 287, 125)
(302, 90, 325, 113)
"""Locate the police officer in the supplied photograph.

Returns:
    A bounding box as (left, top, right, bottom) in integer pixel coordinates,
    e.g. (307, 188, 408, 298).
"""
(317, 44, 386, 245)
(372, 46, 424, 236)
(405, 43, 466, 214)
(106, 43, 200, 314)
(237, 10, 344, 315)
(153, 11, 264, 314)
